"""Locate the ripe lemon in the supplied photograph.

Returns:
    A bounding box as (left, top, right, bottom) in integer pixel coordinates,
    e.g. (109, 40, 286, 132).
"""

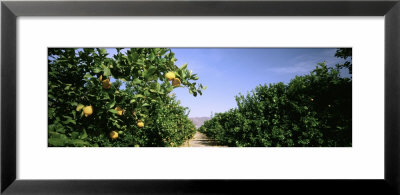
(172, 78, 181, 87)
(137, 121, 144, 128)
(114, 106, 124, 116)
(102, 78, 111, 89)
(165, 72, 175, 81)
(110, 131, 118, 139)
(83, 105, 93, 117)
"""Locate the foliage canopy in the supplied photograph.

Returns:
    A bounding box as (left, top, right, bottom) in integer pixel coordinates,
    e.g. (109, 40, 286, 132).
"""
(199, 50, 352, 147)
(48, 48, 205, 147)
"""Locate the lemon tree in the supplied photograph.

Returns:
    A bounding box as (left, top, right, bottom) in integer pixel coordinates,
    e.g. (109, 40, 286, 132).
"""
(48, 48, 205, 147)
(199, 61, 352, 147)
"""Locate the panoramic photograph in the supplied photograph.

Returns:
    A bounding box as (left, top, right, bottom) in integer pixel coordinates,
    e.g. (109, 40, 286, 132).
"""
(48, 48, 352, 147)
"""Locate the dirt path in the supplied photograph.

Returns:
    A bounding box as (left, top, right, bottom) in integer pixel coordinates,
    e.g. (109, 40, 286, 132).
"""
(181, 131, 225, 147)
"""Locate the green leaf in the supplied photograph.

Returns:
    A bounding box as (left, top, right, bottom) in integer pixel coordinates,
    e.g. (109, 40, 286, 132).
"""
(149, 75, 158, 81)
(142, 103, 150, 107)
(76, 104, 85, 111)
(55, 127, 65, 134)
(114, 122, 121, 128)
(84, 73, 92, 79)
(139, 113, 148, 117)
(49, 138, 66, 146)
(62, 116, 76, 125)
(72, 110, 77, 119)
(64, 119, 76, 125)
(180, 63, 188, 70)
(80, 129, 88, 139)
(137, 59, 145, 66)
(132, 78, 141, 85)
(181, 70, 186, 79)
(107, 100, 116, 109)
(135, 94, 144, 99)
(93, 67, 102, 73)
(102, 92, 110, 100)
(103, 67, 111, 76)
(142, 70, 149, 79)
(108, 109, 118, 114)
(69, 139, 90, 146)
(149, 53, 156, 61)
(166, 86, 173, 93)
(64, 84, 72, 90)
(99, 48, 107, 55)
(71, 132, 80, 139)
(148, 66, 157, 76)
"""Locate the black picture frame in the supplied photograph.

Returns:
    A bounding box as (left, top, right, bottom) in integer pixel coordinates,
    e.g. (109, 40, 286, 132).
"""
(1, 0, 399, 194)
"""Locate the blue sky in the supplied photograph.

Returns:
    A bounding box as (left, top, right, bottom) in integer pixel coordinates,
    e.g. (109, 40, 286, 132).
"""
(105, 48, 350, 118)
(170, 48, 349, 117)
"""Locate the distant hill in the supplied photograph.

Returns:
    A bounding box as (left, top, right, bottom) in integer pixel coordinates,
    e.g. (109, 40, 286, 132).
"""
(189, 117, 211, 129)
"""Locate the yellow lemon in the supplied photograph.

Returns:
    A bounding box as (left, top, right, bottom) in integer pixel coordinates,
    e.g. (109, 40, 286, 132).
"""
(172, 78, 181, 87)
(83, 105, 93, 117)
(165, 72, 175, 81)
(102, 78, 111, 89)
(76, 104, 85, 112)
(137, 121, 144, 128)
(109, 131, 118, 139)
(114, 106, 124, 116)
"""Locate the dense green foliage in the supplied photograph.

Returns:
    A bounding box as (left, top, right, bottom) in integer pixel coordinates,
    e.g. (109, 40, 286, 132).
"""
(335, 48, 352, 74)
(48, 48, 205, 147)
(199, 61, 352, 147)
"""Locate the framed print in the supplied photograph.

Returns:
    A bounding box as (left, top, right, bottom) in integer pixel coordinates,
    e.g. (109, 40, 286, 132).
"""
(2, 0, 400, 194)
